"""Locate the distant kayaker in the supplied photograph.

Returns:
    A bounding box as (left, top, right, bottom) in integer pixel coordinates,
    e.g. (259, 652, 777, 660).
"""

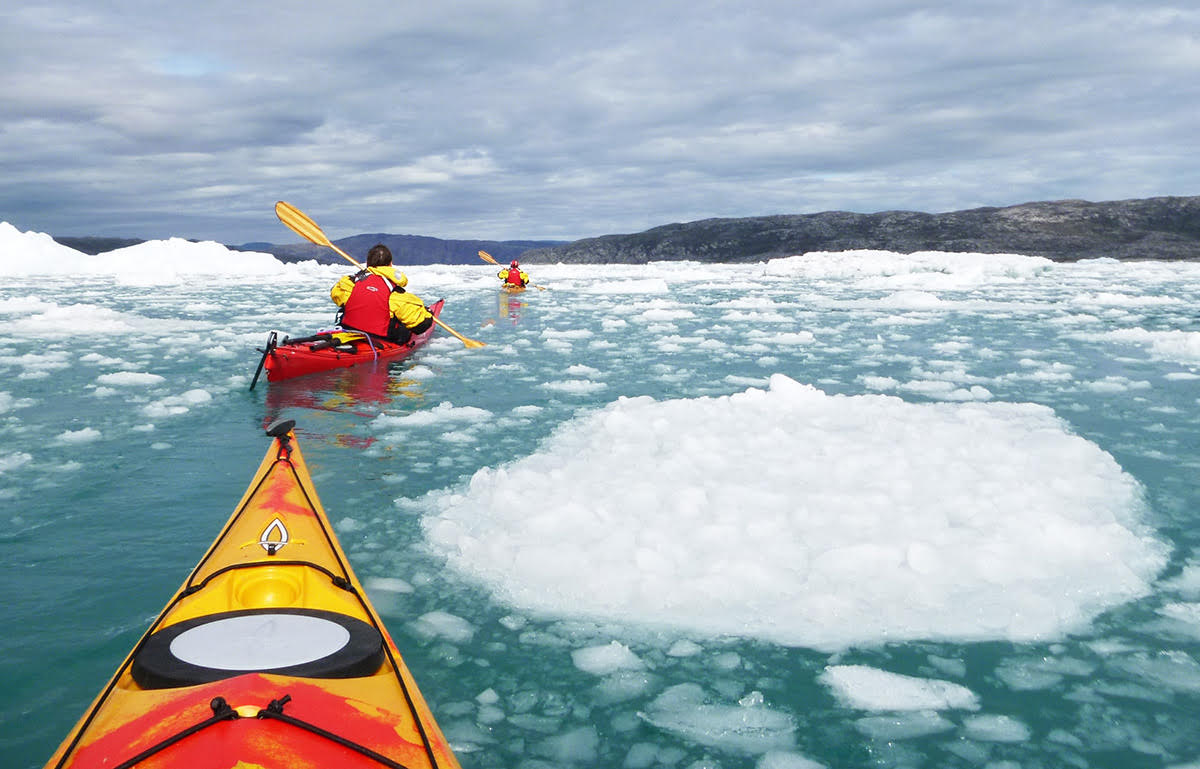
(331, 244, 433, 343)
(499, 260, 529, 288)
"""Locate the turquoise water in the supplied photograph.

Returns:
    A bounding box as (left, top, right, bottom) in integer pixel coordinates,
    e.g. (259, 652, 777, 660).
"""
(4, 251, 1200, 768)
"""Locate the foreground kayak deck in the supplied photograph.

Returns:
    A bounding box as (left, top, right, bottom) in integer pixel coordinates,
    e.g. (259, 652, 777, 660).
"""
(45, 421, 461, 769)
(261, 298, 444, 383)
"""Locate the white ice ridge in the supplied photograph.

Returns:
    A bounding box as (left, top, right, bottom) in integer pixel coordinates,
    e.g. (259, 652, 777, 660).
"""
(421, 374, 1169, 650)
(0, 221, 323, 282)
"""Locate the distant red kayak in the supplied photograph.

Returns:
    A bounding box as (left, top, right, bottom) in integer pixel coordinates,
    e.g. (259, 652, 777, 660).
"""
(252, 299, 443, 385)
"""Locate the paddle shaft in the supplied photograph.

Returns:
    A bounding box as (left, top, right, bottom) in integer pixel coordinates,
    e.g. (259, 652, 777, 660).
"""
(275, 202, 485, 348)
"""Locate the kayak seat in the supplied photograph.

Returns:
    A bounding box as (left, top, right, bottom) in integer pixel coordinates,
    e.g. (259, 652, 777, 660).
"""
(131, 608, 385, 689)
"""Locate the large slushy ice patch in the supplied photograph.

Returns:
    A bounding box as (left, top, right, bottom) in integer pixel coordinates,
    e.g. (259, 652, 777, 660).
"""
(421, 374, 1168, 649)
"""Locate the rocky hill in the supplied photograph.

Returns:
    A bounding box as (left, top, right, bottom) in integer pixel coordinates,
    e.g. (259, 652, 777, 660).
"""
(516, 196, 1200, 264)
(52, 236, 146, 254)
(250, 234, 565, 265)
(52, 196, 1200, 263)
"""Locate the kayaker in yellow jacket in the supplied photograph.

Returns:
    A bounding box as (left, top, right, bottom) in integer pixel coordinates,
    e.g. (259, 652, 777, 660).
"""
(499, 260, 530, 288)
(331, 244, 433, 343)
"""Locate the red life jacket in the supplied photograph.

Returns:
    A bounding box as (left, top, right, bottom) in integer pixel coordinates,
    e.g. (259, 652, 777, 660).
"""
(341, 272, 395, 336)
(505, 267, 524, 285)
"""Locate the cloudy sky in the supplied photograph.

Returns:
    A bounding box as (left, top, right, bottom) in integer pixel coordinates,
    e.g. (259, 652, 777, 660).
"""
(1, 1, 1197, 245)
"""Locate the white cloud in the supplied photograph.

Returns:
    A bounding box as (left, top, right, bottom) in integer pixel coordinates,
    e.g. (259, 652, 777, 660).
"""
(0, 1, 1193, 244)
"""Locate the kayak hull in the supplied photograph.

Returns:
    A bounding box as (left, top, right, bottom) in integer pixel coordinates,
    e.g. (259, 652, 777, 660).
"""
(263, 299, 444, 383)
(45, 423, 461, 769)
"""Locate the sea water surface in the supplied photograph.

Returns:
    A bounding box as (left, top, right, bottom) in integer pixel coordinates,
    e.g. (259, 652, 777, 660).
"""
(2, 223, 1199, 768)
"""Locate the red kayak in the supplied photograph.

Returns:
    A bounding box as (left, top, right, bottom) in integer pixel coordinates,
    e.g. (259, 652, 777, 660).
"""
(251, 299, 443, 386)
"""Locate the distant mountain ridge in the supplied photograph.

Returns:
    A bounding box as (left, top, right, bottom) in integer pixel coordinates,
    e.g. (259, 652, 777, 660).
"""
(259, 234, 567, 265)
(52, 195, 1200, 263)
(517, 196, 1200, 263)
(53, 236, 146, 254)
(53, 233, 566, 263)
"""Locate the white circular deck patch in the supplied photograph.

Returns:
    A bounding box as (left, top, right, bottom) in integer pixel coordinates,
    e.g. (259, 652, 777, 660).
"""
(169, 613, 351, 670)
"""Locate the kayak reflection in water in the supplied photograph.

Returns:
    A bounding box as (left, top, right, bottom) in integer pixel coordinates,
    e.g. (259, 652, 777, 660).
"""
(264, 360, 427, 420)
(501, 289, 524, 324)
(331, 244, 434, 343)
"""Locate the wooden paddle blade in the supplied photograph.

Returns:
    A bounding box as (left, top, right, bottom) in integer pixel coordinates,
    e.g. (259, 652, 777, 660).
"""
(478, 249, 499, 265)
(275, 201, 361, 267)
(276, 201, 333, 248)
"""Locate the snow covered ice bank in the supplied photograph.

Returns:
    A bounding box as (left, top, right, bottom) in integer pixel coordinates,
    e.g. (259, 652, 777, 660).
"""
(421, 374, 1169, 650)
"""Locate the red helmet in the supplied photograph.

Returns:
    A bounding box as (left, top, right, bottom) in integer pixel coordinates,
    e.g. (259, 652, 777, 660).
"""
(510, 260, 519, 268)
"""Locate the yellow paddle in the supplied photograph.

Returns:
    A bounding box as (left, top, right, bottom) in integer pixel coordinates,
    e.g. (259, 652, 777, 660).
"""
(275, 201, 485, 348)
(480, 249, 547, 290)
